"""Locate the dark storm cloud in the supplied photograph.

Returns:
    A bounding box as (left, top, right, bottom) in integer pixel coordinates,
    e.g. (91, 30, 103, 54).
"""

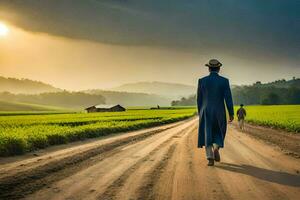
(0, 0, 299, 65)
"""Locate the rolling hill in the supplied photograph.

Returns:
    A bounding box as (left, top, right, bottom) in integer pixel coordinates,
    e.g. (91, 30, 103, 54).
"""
(110, 81, 196, 97)
(0, 91, 106, 109)
(0, 101, 67, 111)
(83, 90, 172, 107)
(0, 76, 62, 94)
(0, 76, 196, 108)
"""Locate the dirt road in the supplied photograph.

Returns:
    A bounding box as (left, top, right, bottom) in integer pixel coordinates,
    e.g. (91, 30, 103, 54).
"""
(0, 118, 300, 200)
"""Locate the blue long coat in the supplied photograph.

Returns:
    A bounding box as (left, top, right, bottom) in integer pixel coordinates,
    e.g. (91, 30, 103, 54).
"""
(197, 72, 234, 148)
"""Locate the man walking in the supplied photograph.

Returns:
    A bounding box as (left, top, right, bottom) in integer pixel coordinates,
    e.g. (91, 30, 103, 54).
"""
(197, 59, 234, 166)
(237, 104, 246, 130)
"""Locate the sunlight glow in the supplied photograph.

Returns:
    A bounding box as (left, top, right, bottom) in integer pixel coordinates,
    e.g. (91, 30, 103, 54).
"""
(0, 22, 9, 36)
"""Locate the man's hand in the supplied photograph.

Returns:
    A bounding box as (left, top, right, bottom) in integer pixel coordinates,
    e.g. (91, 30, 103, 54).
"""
(229, 115, 234, 123)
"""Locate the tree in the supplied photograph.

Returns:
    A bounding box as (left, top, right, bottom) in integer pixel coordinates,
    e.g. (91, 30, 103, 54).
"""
(170, 95, 196, 106)
(262, 93, 280, 105)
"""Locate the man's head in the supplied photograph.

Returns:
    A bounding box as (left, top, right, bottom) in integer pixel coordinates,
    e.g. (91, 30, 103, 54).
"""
(240, 104, 244, 107)
(205, 59, 222, 73)
(209, 66, 220, 73)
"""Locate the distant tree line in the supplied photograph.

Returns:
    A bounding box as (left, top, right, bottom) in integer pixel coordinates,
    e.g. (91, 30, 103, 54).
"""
(232, 86, 300, 105)
(171, 95, 196, 106)
(171, 78, 300, 106)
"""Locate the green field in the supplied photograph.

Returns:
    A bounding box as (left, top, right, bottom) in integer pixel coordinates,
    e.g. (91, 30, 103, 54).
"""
(235, 105, 300, 132)
(2, 104, 298, 156)
(0, 108, 196, 156)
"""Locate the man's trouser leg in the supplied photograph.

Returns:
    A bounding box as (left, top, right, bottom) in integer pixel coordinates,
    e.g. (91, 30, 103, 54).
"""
(213, 143, 219, 150)
(238, 119, 242, 129)
(241, 119, 245, 130)
(206, 143, 219, 160)
(205, 145, 214, 160)
(239, 119, 245, 130)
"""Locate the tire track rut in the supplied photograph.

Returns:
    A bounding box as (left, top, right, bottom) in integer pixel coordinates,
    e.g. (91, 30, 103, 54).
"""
(97, 124, 195, 200)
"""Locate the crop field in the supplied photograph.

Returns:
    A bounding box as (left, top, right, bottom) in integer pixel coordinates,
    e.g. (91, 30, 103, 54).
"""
(237, 105, 300, 132)
(0, 108, 196, 156)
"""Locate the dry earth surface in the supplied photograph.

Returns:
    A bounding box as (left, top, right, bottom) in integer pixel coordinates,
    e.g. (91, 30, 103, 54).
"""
(0, 118, 299, 200)
(233, 122, 300, 158)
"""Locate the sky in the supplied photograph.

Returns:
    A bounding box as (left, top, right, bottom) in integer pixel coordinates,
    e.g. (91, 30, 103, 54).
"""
(0, 0, 299, 90)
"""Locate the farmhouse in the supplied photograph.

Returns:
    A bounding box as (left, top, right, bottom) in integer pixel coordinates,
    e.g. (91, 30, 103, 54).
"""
(85, 104, 126, 113)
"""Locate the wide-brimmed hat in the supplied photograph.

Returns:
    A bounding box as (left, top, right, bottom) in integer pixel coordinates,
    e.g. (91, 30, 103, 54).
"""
(205, 59, 222, 67)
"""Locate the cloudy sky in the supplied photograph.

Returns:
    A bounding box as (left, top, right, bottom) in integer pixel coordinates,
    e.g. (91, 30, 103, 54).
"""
(0, 0, 299, 90)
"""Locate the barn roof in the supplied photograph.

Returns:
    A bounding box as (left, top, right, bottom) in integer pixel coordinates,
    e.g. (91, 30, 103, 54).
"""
(85, 104, 124, 110)
(95, 104, 121, 109)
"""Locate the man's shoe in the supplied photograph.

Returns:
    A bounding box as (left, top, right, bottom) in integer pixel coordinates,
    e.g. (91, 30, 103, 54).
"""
(214, 149, 221, 162)
(207, 159, 214, 166)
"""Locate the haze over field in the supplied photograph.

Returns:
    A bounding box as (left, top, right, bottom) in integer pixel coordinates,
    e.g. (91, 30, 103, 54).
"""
(0, 0, 299, 91)
(1, 3, 300, 199)
(110, 81, 196, 97)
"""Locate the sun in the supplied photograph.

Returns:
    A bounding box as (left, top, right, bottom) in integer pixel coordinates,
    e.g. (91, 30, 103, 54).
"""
(0, 22, 9, 36)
